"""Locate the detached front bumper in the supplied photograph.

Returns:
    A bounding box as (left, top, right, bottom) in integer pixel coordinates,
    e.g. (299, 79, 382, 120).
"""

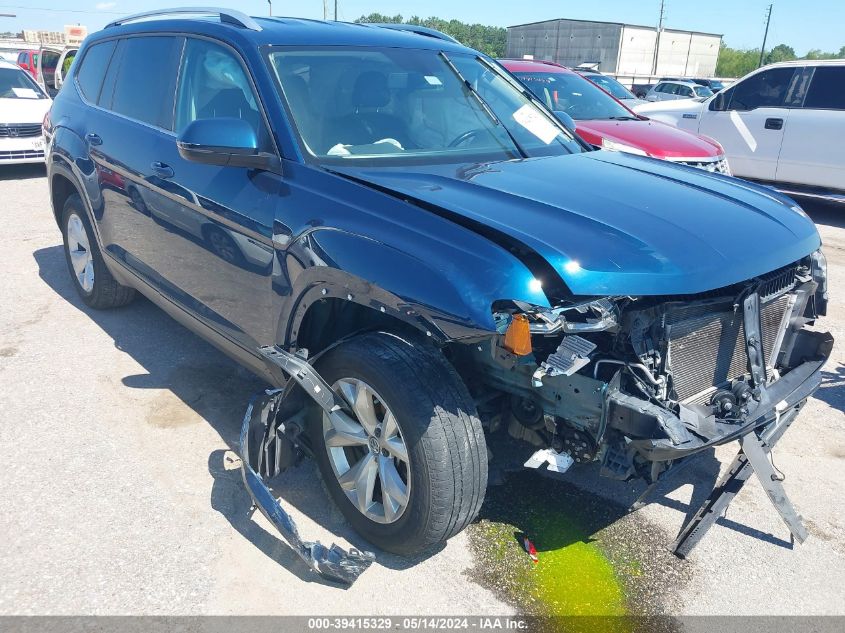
(606, 329, 833, 462)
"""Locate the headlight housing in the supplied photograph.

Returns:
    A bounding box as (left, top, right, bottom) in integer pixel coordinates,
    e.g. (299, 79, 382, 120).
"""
(601, 138, 650, 157)
(498, 298, 621, 335)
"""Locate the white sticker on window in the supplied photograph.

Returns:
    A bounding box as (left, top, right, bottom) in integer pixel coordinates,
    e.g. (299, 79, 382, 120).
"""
(512, 104, 559, 145)
(11, 87, 39, 99)
(424, 75, 442, 86)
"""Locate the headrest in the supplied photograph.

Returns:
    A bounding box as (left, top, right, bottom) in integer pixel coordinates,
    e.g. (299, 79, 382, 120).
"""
(351, 71, 390, 109)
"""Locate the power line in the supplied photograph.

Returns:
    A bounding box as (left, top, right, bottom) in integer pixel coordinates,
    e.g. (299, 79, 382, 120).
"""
(651, 0, 667, 76)
(0, 5, 125, 15)
(758, 4, 773, 68)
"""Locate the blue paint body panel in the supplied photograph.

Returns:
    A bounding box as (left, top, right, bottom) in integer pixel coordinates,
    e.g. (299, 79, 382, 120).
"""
(46, 14, 822, 360)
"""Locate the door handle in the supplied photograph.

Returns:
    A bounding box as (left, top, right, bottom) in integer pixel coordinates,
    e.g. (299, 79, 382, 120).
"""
(765, 118, 784, 130)
(85, 132, 102, 146)
(151, 161, 174, 179)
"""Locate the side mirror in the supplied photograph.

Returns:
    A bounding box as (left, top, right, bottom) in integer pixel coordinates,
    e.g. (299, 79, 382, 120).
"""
(709, 88, 731, 112)
(177, 118, 277, 170)
(553, 110, 576, 132)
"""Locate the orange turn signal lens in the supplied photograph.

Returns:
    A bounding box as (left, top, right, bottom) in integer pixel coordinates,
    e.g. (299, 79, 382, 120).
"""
(504, 314, 532, 356)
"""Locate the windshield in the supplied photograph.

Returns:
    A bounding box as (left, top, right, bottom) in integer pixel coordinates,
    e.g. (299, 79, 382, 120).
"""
(0, 67, 47, 99)
(267, 47, 581, 164)
(583, 73, 636, 100)
(512, 71, 634, 120)
(693, 85, 714, 98)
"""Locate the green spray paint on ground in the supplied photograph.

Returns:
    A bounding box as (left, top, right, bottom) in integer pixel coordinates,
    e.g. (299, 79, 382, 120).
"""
(469, 469, 686, 624)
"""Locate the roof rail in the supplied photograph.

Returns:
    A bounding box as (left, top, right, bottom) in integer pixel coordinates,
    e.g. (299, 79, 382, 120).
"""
(105, 7, 262, 31)
(370, 23, 459, 44)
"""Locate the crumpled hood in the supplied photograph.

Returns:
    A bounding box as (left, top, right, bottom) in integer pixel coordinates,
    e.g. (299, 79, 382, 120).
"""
(335, 150, 820, 297)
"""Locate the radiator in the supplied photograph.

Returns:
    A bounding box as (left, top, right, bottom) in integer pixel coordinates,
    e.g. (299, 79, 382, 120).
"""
(665, 293, 793, 403)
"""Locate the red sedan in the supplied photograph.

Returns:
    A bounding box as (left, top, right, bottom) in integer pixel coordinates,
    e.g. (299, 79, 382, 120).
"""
(499, 59, 731, 175)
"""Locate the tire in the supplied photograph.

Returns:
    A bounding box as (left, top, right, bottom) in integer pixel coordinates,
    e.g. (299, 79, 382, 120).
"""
(310, 332, 487, 555)
(61, 194, 136, 309)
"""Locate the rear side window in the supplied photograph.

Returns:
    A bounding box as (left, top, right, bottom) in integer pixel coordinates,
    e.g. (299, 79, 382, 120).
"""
(728, 67, 796, 110)
(803, 66, 845, 110)
(109, 36, 182, 129)
(76, 40, 116, 103)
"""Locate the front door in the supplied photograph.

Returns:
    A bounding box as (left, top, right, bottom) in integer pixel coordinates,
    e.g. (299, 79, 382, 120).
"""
(698, 66, 801, 181)
(147, 36, 278, 350)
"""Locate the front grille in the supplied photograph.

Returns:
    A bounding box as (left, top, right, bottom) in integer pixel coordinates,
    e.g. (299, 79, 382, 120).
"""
(665, 293, 793, 402)
(669, 156, 731, 175)
(0, 124, 42, 138)
(0, 149, 45, 160)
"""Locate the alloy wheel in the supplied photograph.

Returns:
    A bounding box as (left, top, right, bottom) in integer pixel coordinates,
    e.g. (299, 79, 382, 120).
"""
(322, 378, 411, 524)
(66, 213, 94, 293)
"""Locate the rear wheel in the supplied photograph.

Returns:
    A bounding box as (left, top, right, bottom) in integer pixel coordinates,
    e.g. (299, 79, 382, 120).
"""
(61, 194, 135, 309)
(310, 332, 487, 555)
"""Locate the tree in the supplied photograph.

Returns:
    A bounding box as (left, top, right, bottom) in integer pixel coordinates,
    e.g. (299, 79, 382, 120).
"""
(354, 14, 507, 57)
(716, 43, 761, 77)
(765, 43, 796, 64)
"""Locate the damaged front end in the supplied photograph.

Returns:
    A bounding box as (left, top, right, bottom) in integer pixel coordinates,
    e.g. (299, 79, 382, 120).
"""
(464, 251, 832, 555)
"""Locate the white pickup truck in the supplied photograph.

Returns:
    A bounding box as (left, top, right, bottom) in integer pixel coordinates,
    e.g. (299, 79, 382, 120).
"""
(634, 60, 845, 203)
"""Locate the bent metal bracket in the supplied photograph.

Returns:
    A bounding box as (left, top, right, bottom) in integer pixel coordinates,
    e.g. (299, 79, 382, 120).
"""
(239, 382, 375, 585)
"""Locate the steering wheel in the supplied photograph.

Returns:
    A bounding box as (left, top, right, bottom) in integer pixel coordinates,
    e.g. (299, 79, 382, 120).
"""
(448, 128, 488, 148)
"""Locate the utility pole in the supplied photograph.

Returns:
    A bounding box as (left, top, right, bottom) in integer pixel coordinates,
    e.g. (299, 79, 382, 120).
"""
(334, 0, 338, 21)
(267, 0, 272, 17)
(758, 4, 773, 68)
(651, 0, 666, 77)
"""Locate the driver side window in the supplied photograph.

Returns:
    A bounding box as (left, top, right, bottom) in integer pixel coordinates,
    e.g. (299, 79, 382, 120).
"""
(175, 38, 269, 150)
(721, 67, 796, 111)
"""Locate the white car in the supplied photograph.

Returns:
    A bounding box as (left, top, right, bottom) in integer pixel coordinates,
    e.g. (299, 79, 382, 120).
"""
(634, 60, 845, 202)
(0, 59, 51, 165)
(645, 80, 714, 102)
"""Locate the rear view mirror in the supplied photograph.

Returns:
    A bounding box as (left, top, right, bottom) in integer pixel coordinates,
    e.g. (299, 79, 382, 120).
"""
(553, 110, 576, 132)
(177, 118, 277, 170)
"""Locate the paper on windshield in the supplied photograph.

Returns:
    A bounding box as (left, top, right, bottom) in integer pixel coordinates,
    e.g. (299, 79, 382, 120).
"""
(11, 87, 39, 99)
(512, 104, 559, 145)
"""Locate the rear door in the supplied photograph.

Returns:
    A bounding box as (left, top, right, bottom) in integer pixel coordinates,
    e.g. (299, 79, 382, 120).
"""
(674, 84, 694, 100)
(146, 36, 278, 349)
(37, 47, 61, 95)
(81, 35, 183, 283)
(697, 66, 800, 181)
(776, 65, 845, 191)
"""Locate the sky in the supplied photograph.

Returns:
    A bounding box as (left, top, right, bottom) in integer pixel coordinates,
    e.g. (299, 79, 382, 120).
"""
(1, 0, 843, 55)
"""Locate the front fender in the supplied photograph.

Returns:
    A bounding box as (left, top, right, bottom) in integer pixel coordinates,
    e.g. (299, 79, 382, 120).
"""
(277, 227, 549, 347)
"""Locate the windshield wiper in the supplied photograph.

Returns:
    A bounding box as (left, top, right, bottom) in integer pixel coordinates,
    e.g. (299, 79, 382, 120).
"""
(438, 51, 527, 158)
(607, 116, 639, 121)
(475, 55, 582, 146)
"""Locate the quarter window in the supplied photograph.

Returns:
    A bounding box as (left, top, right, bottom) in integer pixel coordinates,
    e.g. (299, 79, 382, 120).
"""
(803, 66, 845, 110)
(75, 40, 116, 103)
(728, 67, 796, 111)
(174, 38, 267, 149)
(108, 36, 181, 129)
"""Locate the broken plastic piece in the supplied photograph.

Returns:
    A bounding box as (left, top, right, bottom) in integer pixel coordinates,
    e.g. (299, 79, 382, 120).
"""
(523, 537, 539, 563)
(524, 448, 574, 473)
(532, 335, 596, 386)
(239, 388, 375, 585)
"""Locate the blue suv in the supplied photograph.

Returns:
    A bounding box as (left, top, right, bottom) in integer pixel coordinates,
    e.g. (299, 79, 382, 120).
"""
(45, 9, 831, 561)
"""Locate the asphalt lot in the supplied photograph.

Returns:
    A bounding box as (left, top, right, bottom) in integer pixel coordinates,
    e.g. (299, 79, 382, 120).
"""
(1, 163, 844, 617)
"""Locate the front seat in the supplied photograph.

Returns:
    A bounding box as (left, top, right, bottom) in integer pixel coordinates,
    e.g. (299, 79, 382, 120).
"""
(326, 71, 409, 149)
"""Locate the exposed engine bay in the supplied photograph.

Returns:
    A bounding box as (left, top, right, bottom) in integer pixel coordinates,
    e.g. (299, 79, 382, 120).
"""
(464, 251, 831, 479)
(453, 251, 832, 554)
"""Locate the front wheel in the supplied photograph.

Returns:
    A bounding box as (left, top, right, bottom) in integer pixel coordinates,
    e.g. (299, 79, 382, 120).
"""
(310, 332, 487, 555)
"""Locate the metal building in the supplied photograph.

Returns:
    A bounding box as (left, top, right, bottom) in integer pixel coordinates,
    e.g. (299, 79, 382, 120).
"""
(506, 18, 722, 79)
